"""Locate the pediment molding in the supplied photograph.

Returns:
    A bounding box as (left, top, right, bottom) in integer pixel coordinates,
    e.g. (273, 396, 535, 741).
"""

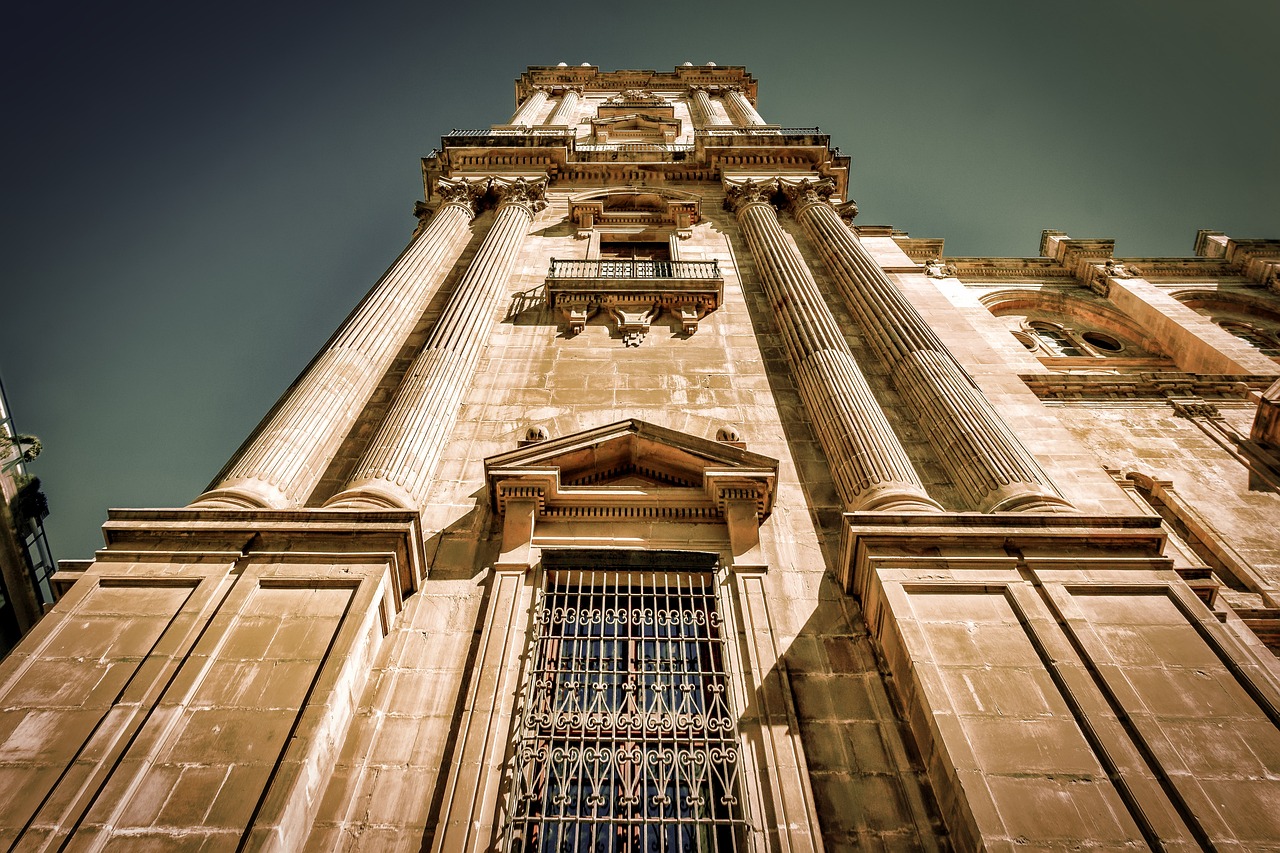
(485, 419, 777, 522)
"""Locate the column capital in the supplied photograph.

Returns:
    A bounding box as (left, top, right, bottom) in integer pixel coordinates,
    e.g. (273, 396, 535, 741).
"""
(491, 176, 548, 214)
(434, 177, 487, 215)
(723, 178, 779, 214)
(780, 177, 835, 214)
(551, 85, 584, 96)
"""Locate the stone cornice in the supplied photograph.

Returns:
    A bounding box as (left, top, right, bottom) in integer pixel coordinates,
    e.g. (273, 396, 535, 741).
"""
(516, 65, 759, 103)
(1019, 372, 1275, 403)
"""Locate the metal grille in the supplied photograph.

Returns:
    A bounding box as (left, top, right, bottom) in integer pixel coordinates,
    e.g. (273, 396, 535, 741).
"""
(504, 569, 744, 853)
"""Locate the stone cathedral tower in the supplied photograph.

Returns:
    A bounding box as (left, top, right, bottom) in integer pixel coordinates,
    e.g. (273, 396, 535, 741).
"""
(3, 64, 1280, 851)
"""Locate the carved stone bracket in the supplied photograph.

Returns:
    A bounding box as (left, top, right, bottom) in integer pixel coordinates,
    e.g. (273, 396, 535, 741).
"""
(608, 302, 661, 347)
(559, 299, 599, 336)
(1170, 396, 1222, 419)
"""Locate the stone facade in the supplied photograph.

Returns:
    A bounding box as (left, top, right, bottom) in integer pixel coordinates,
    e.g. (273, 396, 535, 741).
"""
(1, 64, 1279, 851)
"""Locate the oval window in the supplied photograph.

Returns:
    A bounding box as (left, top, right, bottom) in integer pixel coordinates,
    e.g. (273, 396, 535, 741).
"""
(1082, 331, 1123, 352)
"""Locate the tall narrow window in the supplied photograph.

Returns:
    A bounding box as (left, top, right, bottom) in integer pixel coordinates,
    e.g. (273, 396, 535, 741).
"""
(504, 555, 744, 853)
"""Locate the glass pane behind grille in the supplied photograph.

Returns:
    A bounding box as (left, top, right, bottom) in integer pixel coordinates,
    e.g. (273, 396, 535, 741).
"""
(504, 569, 745, 853)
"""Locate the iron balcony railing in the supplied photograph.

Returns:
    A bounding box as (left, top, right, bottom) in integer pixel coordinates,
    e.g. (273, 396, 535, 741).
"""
(445, 128, 573, 137)
(548, 259, 721, 280)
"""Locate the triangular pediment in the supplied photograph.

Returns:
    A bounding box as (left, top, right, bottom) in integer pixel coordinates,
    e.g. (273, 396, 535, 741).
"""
(485, 419, 778, 520)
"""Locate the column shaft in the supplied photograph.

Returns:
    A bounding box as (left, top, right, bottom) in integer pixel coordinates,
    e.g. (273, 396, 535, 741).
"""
(510, 88, 549, 126)
(194, 182, 481, 509)
(329, 179, 545, 509)
(791, 185, 1071, 512)
(723, 88, 766, 127)
(728, 182, 939, 513)
(688, 87, 718, 128)
(545, 88, 580, 127)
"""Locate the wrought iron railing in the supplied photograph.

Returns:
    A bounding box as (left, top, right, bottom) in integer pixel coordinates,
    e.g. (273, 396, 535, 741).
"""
(574, 143, 694, 153)
(444, 128, 575, 137)
(548, 259, 721, 280)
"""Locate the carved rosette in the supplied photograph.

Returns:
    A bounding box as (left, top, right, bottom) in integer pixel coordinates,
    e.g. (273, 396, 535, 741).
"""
(492, 177, 548, 215)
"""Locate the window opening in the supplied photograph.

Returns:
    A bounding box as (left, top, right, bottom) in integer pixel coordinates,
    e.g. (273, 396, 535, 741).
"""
(599, 241, 673, 278)
(1029, 323, 1087, 357)
(1081, 331, 1123, 352)
(504, 562, 744, 853)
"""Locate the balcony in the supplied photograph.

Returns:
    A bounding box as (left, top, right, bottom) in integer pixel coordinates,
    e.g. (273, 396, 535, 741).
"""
(545, 259, 724, 344)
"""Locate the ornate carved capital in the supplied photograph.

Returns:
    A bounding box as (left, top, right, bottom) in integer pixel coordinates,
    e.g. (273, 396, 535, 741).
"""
(780, 178, 837, 215)
(553, 85, 584, 96)
(435, 178, 486, 213)
(492, 177, 548, 213)
(835, 199, 859, 223)
(723, 178, 778, 214)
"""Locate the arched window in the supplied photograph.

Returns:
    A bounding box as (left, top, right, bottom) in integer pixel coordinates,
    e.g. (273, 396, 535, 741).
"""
(1027, 323, 1087, 357)
(1219, 321, 1280, 357)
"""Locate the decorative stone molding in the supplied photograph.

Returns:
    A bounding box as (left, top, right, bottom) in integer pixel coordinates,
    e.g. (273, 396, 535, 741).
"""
(924, 257, 957, 279)
(609, 302, 661, 347)
(485, 418, 779, 523)
(1019, 372, 1271, 403)
(567, 186, 702, 236)
(723, 177, 778, 212)
(1170, 396, 1222, 419)
(490, 175, 548, 212)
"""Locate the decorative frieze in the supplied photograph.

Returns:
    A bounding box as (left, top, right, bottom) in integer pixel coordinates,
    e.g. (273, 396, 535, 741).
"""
(1020, 372, 1272, 403)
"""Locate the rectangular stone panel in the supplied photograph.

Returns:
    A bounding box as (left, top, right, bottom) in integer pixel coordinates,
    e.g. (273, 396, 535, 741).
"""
(92, 582, 355, 847)
(1067, 589, 1280, 846)
(0, 580, 194, 846)
(903, 588, 1145, 848)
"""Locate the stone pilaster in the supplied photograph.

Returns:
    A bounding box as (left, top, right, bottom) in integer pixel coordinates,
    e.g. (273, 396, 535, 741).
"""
(194, 179, 485, 509)
(786, 179, 1072, 513)
(544, 86, 581, 127)
(327, 177, 547, 510)
(726, 179, 940, 513)
(722, 86, 765, 126)
(509, 87, 549, 126)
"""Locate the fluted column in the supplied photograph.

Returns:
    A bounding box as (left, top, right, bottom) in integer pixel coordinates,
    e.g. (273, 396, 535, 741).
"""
(193, 179, 485, 509)
(785, 179, 1073, 513)
(545, 87, 581, 127)
(510, 87, 549, 126)
(722, 86, 765, 127)
(726, 180, 940, 513)
(687, 86, 718, 128)
(327, 177, 547, 510)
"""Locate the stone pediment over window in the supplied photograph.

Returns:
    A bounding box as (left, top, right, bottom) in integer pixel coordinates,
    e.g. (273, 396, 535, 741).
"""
(590, 114, 681, 144)
(485, 419, 778, 522)
(568, 186, 702, 235)
(597, 90, 675, 120)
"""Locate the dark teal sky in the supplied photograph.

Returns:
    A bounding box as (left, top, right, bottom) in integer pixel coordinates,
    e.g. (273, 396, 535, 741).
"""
(2, 0, 1277, 560)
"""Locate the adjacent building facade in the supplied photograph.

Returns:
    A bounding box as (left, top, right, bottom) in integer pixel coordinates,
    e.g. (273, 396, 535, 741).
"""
(2, 64, 1280, 851)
